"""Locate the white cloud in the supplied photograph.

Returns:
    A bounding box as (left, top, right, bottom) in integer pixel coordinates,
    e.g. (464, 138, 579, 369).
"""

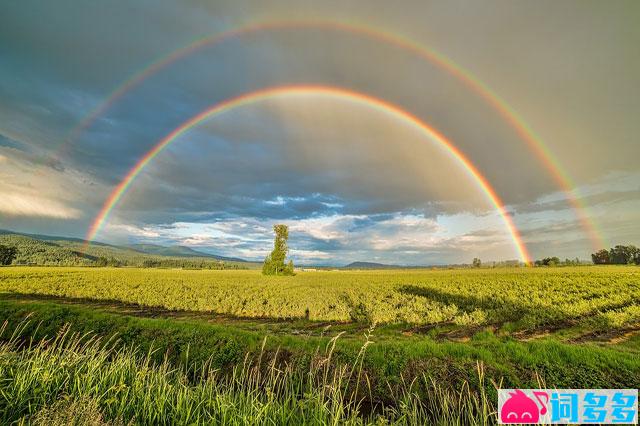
(106, 224, 161, 238)
(288, 215, 365, 241)
(0, 143, 116, 224)
(0, 191, 80, 219)
(290, 249, 333, 261)
(0, 147, 86, 219)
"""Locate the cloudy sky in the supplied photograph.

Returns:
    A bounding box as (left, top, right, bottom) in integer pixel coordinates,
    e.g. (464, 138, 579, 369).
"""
(1, 0, 639, 265)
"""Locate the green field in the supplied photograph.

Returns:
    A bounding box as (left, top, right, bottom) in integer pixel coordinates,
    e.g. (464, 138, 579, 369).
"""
(1, 266, 639, 424)
(2, 266, 639, 330)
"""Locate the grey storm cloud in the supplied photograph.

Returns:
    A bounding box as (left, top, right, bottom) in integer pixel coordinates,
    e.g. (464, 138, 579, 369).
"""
(105, 95, 506, 224)
(1, 0, 639, 263)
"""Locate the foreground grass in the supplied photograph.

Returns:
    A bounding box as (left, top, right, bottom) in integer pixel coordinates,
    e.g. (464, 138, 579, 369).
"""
(0, 298, 638, 423)
(0, 320, 496, 425)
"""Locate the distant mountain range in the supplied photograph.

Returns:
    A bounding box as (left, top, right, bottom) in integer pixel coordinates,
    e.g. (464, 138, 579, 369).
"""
(127, 243, 246, 262)
(343, 261, 389, 269)
(1, 229, 436, 269)
(341, 261, 423, 269)
(0, 229, 256, 268)
(0, 229, 111, 246)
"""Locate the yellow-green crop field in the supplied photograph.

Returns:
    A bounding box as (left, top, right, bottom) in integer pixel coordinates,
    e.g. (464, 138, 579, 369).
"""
(1, 266, 640, 424)
(1, 266, 639, 332)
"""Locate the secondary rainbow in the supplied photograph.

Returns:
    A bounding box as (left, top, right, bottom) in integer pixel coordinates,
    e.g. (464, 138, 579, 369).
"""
(85, 85, 532, 263)
(59, 19, 604, 250)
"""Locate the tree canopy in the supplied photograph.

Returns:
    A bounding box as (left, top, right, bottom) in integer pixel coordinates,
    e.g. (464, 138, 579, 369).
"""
(592, 245, 639, 265)
(0, 244, 17, 265)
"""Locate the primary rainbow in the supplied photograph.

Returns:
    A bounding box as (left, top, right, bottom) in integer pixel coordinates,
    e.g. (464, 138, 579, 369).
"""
(60, 19, 605, 250)
(85, 85, 532, 263)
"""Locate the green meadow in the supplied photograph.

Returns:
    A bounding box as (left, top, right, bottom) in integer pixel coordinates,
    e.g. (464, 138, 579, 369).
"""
(0, 266, 638, 424)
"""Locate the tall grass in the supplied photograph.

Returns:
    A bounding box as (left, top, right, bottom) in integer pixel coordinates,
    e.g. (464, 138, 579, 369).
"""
(0, 319, 495, 425)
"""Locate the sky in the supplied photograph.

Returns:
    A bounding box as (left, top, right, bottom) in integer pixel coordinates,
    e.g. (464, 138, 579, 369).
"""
(1, 0, 639, 265)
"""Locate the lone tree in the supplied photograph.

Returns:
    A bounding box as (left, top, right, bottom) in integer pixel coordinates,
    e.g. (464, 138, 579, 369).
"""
(472, 257, 481, 268)
(0, 245, 17, 265)
(262, 224, 294, 275)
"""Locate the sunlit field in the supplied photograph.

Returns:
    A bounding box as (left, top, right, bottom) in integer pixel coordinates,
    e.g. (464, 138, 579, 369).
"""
(2, 266, 638, 331)
(0, 266, 638, 424)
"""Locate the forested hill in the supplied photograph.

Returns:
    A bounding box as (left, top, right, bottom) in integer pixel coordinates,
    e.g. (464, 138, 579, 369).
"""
(341, 261, 425, 269)
(343, 261, 397, 269)
(0, 230, 257, 269)
(127, 244, 246, 262)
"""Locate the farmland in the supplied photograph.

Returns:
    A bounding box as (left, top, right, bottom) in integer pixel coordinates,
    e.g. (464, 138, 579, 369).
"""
(1, 266, 639, 332)
(0, 266, 638, 424)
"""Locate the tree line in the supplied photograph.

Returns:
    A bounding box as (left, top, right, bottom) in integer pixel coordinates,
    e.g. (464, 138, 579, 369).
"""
(591, 245, 640, 265)
(534, 257, 584, 267)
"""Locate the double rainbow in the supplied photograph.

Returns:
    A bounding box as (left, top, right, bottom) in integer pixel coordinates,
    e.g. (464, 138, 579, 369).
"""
(76, 19, 603, 260)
